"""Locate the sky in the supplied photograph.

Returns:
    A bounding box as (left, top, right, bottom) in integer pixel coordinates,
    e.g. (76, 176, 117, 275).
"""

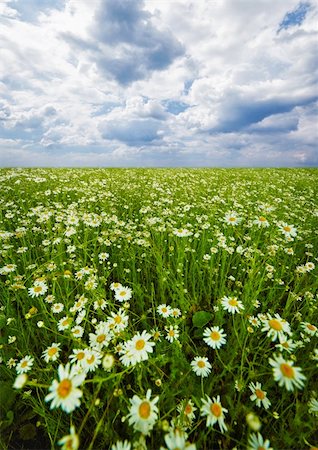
(0, 0, 317, 167)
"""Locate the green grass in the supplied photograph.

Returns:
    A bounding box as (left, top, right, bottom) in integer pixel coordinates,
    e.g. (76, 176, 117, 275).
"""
(0, 168, 317, 450)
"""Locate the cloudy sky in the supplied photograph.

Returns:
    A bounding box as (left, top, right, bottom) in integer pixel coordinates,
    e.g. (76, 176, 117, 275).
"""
(0, 0, 317, 167)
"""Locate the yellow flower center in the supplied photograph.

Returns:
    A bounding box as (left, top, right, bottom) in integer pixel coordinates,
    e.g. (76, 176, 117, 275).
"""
(135, 339, 145, 350)
(114, 315, 122, 324)
(161, 307, 167, 313)
(197, 360, 206, 368)
(139, 401, 151, 419)
(229, 298, 238, 306)
(184, 404, 192, 414)
(87, 355, 95, 365)
(57, 379, 72, 398)
(229, 217, 236, 222)
(210, 403, 222, 417)
(268, 319, 283, 331)
(255, 389, 265, 400)
(210, 331, 220, 341)
(21, 361, 28, 368)
(48, 347, 58, 357)
(307, 324, 316, 331)
(280, 363, 294, 378)
(119, 291, 126, 297)
(259, 216, 266, 222)
(169, 330, 175, 336)
(97, 334, 106, 343)
(34, 286, 42, 293)
(76, 351, 85, 361)
(283, 226, 291, 232)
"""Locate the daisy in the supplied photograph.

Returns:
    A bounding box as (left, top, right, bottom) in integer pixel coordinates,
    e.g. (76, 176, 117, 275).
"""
(82, 349, 102, 372)
(42, 343, 61, 363)
(71, 325, 84, 338)
(51, 303, 64, 314)
(171, 308, 182, 318)
(308, 397, 318, 416)
(247, 432, 272, 450)
(45, 363, 86, 413)
(89, 322, 111, 350)
(177, 399, 197, 427)
(224, 211, 242, 226)
(107, 308, 129, 332)
(278, 223, 297, 238)
(121, 331, 155, 366)
(69, 349, 87, 368)
(28, 281, 48, 298)
(58, 425, 79, 450)
(127, 389, 159, 435)
(275, 338, 297, 354)
(93, 298, 108, 310)
(200, 395, 228, 432)
(191, 357, 212, 377)
(114, 286, 132, 302)
(300, 322, 317, 336)
(221, 296, 244, 314)
(164, 429, 196, 450)
(16, 355, 34, 374)
(110, 282, 123, 291)
(249, 382, 271, 409)
(261, 314, 291, 342)
(111, 440, 131, 450)
(157, 304, 172, 318)
(58, 316, 73, 331)
(203, 326, 227, 349)
(269, 354, 306, 391)
(254, 216, 269, 227)
(173, 228, 193, 237)
(165, 325, 180, 343)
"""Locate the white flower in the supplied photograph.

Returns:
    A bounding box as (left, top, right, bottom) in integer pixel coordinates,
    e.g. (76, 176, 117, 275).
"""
(114, 286, 132, 302)
(28, 281, 48, 297)
(157, 304, 172, 318)
(249, 382, 271, 409)
(127, 389, 159, 435)
(82, 349, 102, 372)
(253, 216, 269, 227)
(300, 322, 317, 336)
(203, 326, 227, 349)
(111, 440, 131, 450)
(200, 395, 228, 432)
(261, 314, 291, 342)
(190, 357, 212, 377)
(278, 222, 297, 238)
(42, 343, 61, 363)
(224, 211, 242, 226)
(173, 228, 193, 237)
(269, 354, 306, 391)
(247, 432, 272, 450)
(16, 355, 34, 374)
(221, 296, 244, 314)
(45, 363, 86, 413)
(13, 373, 28, 389)
(165, 325, 180, 343)
(58, 425, 79, 450)
(120, 331, 155, 367)
(164, 429, 196, 450)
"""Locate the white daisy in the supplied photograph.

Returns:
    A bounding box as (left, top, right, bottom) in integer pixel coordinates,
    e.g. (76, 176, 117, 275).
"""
(224, 211, 242, 226)
(247, 432, 272, 450)
(261, 314, 291, 342)
(249, 382, 271, 409)
(157, 304, 172, 318)
(58, 425, 79, 450)
(203, 326, 227, 349)
(278, 222, 297, 238)
(200, 395, 228, 432)
(45, 363, 86, 413)
(111, 440, 131, 450)
(221, 296, 244, 314)
(253, 216, 269, 227)
(28, 281, 48, 298)
(120, 331, 155, 366)
(114, 286, 132, 302)
(300, 322, 317, 336)
(127, 389, 159, 435)
(165, 325, 180, 343)
(42, 343, 61, 363)
(269, 354, 306, 391)
(82, 349, 102, 372)
(164, 428, 196, 450)
(190, 356, 212, 377)
(16, 355, 34, 374)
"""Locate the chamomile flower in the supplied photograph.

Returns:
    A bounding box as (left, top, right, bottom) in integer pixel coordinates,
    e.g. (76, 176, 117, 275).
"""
(191, 357, 212, 377)
(249, 382, 271, 409)
(157, 304, 172, 318)
(71, 325, 84, 338)
(45, 363, 86, 413)
(165, 325, 180, 343)
(269, 354, 306, 391)
(42, 343, 61, 363)
(171, 307, 182, 318)
(278, 223, 297, 238)
(58, 425, 79, 450)
(300, 322, 317, 336)
(82, 349, 102, 372)
(177, 399, 197, 427)
(308, 397, 318, 416)
(200, 395, 228, 432)
(16, 355, 34, 374)
(163, 428, 196, 450)
(58, 316, 72, 331)
(221, 296, 244, 314)
(120, 331, 155, 366)
(261, 314, 291, 342)
(173, 228, 193, 237)
(203, 326, 227, 349)
(254, 216, 269, 227)
(28, 281, 48, 297)
(68, 349, 87, 368)
(275, 339, 297, 354)
(111, 440, 131, 450)
(224, 211, 242, 226)
(127, 389, 159, 435)
(110, 282, 123, 291)
(51, 303, 64, 314)
(89, 322, 111, 350)
(114, 286, 132, 302)
(107, 308, 129, 332)
(248, 432, 272, 450)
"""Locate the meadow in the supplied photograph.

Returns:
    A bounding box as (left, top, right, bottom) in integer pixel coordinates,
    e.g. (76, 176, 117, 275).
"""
(0, 168, 317, 450)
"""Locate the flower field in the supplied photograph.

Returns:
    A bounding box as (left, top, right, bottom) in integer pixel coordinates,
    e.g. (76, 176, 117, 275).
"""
(0, 168, 317, 450)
